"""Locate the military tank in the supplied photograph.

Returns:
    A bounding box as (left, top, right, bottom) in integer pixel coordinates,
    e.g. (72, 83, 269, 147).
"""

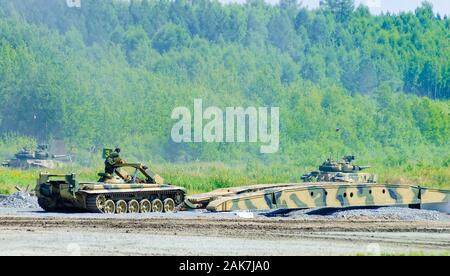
(2, 144, 68, 170)
(35, 163, 186, 214)
(301, 155, 377, 183)
(186, 156, 448, 213)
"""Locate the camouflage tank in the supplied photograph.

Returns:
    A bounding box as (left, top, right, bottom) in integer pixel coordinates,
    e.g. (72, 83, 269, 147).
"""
(2, 144, 68, 170)
(301, 155, 377, 183)
(187, 182, 450, 213)
(35, 163, 186, 214)
(184, 156, 449, 213)
(186, 157, 448, 213)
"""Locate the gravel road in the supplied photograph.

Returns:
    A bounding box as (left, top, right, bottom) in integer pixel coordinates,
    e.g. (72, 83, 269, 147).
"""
(1, 228, 448, 256)
(0, 207, 449, 256)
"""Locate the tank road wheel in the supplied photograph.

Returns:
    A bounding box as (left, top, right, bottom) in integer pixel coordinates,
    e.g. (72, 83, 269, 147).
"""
(163, 198, 175, 213)
(96, 195, 107, 212)
(174, 192, 184, 205)
(140, 199, 152, 213)
(151, 199, 163, 213)
(116, 200, 128, 214)
(128, 200, 140, 214)
(104, 200, 116, 214)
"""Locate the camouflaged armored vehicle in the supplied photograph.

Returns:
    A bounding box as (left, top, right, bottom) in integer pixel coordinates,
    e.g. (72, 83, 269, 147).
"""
(301, 155, 377, 183)
(187, 182, 450, 213)
(35, 163, 186, 214)
(2, 144, 68, 170)
(186, 156, 449, 213)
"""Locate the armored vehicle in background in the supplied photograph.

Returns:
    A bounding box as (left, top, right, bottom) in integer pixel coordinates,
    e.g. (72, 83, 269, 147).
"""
(2, 144, 69, 170)
(35, 163, 186, 214)
(301, 155, 377, 183)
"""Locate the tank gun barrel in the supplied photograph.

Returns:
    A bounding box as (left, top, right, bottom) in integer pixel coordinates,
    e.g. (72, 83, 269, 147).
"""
(52, 154, 69, 159)
(354, 165, 371, 171)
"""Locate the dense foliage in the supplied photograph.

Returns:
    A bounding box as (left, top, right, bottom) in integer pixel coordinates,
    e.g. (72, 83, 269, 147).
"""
(0, 0, 448, 169)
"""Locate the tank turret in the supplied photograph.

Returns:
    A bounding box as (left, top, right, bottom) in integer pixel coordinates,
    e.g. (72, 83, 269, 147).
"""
(301, 156, 377, 183)
(34, 144, 50, 160)
(318, 155, 371, 173)
(14, 148, 35, 160)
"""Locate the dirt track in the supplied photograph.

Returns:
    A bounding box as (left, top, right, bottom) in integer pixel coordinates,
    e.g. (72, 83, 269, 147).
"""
(0, 209, 449, 255)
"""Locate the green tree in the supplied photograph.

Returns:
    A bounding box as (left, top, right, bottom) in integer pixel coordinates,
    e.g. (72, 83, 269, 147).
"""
(267, 13, 296, 52)
(320, 0, 354, 23)
(295, 8, 311, 30)
(152, 23, 191, 53)
(309, 14, 331, 43)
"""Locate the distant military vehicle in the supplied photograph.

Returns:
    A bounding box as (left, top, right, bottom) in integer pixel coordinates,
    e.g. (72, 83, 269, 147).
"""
(301, 155, 377, 183)
(2, 144, 69, 170)
(35, 162, 186, 214)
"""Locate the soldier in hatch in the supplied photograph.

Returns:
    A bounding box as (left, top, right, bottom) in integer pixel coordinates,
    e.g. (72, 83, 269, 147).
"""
(104, 148, 124, 176)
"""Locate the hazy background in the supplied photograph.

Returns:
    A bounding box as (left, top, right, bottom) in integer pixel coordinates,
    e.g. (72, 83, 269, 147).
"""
(220, 0, 450, 15)
(0, 0, 448, 192)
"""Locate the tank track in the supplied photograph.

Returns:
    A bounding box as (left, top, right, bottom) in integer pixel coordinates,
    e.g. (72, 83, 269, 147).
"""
(37, 197, 56, 212)
(85, 189, 185, 214)
(86, 196, 103, 213)
(38, 197, 82, 213)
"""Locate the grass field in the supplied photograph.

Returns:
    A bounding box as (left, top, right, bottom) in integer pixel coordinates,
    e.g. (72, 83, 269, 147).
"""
(0, 162, 448, 195)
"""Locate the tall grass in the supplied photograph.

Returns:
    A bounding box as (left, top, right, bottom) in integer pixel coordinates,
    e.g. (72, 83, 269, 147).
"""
(154, 162, 309, 194)
(0, 168, 37, 194)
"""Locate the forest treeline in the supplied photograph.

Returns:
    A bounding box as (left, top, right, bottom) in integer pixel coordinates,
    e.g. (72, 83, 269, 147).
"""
(0, 0, 448, 166)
